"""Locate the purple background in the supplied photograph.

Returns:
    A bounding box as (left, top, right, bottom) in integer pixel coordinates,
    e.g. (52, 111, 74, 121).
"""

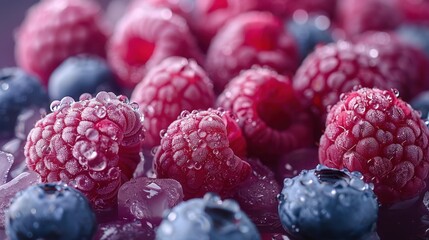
(0, 0, 113, 68)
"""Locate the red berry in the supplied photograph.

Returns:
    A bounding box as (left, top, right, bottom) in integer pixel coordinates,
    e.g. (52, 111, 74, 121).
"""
(16, 0, 109, 85)
(293, 41, 393, 125)
(190, 0, 259, 50)
(217, 67, 315, 162)
(108, 8, 203, 88)
(397, 0, 429, 25)
(319, 87, 429, 204)
(336, 0, 402, 37)
(130, 57, 215, 150)
(355, 31, 429, 101)
(24, 92, 145, 210)
(153, 109, 251, 199)
(206, 11, 299, 93)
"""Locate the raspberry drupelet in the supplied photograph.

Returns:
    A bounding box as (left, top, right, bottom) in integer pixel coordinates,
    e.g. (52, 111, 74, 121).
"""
(319, 87, 429, 204)
(24, 92, 145, 210)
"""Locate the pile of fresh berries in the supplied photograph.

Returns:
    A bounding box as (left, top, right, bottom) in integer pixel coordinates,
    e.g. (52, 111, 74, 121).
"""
(1, 0, 429, 239)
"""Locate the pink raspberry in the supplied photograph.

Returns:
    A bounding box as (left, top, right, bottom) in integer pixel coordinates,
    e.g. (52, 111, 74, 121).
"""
(217, 67, 315, 162)
(319, 87, 429, 204)
(293, 41, 393, 126)
(336, 0, 402, 37)
(355, 31, 429, 101)
(24, 92, 145, 210)
(130, 57, 215, 150)
(15, 0, 109, 85)
(189, 0, 259, 50)
(153, 109, 251, 199)
(107, 7, 203, 89)
(205, 11, 299, 93)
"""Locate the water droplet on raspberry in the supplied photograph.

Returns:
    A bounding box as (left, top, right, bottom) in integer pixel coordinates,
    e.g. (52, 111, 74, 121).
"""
(60, 96, 75, 107)
(95, 91, 112, 103)
(95, 106, 107, 119)
(130, 102, 139, 111)
(197, 129, 207, 138)
(117, 95, 129, 103)
(79, 93, 92, 101)
(180, 110, 190, 119)
(159, 129, 167, 138)
(391, 88, 400, 97)
(50, 100, 61, 112)
(85, 129, 100, 141)
(284, 178, 294, 187)
(108, 167, 120, 179)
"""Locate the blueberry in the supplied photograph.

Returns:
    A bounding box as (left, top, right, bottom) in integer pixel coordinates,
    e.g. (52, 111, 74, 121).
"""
(278, 165, 378, 240)
(286, 13, 334, 61)
(5, 182, 97, 240)
(396, 24, 429, 58)
(48, 55, 119, 101)
(410, 91, 429, 119)
(156, 193, 260, 240)
(0, 68, 49, 137)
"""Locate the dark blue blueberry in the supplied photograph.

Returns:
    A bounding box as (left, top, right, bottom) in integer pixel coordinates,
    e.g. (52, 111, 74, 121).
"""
(396, 24, 429, 58)
(0, 68, 49, 137)
(278, 165, 378, 240)
(156, 193, 260, 240)
(5, 182, 97, 240)
(286, 13, 334, 62)
(410, 91, 429, 120)
(48, 55, 119, 101)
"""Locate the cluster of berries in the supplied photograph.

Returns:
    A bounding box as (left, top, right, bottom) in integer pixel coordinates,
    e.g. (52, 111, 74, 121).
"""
(1, 0, 429, 239)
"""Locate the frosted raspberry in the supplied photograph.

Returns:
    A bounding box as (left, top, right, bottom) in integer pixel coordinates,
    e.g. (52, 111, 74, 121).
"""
(206, 11, 299, 93)
(153, 109, 251, 199)
(24, 92, 144, 210)
(15, 0, 109, 85)
(131, 57, 215, 150)
(293, 41, 393, 125)
(217, 67, 315, 162)
(108, 7, 203, 88)
(319, 88, 429, 204)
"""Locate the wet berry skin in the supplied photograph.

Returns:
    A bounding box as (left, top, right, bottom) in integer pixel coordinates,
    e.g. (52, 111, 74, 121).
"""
(278, 165, 378, 240)
(319, 88, 429, 204)
(48, 55, 119, 101)
(0, 68, 49, 137)
(153, 109, 251, 199)
(156, 192, 260, 240)
(24, 92, 145, 210)
(5, 182, 97, 240)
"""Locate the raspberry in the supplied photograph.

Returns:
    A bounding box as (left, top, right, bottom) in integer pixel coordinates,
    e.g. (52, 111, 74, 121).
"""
(205, 11, 299, 93)
(355, 31, 429, 101)
(15, 0, 109, 85)
(217, 67, 314, 162)
(108, 7, 203, 89)
(189, 0, 259, 51)
(319, 88, 429, 204)
(397, 0, 429, 25)
(130, 57, 215, 150)
(336, 0, 402, 37)
(24, 92, 145, 210)
(153, 109, 251, 199)
(293, 41, 392, 125)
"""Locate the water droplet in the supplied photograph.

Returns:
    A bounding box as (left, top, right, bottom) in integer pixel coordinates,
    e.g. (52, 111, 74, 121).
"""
(167, 212, 177, 221)
(284, 178, 294, 187)
(159, 129, 167, 138)
(197, 129, 207, 138)
(391, 88, 400, 97)
(50, 100, 61, 112)
(1, 82, 9, 91)
(95, 106, 107, 119)
(85, 129, 99, 141)
(117, 95, 129, 103)
(180, 110, 190, 118)
(95, 91, 112, 103)
(130, 102, 139, 111)
(79, 93, 92, 101)
(60, 96, 75, 107)
(300, 178, 314, 186)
